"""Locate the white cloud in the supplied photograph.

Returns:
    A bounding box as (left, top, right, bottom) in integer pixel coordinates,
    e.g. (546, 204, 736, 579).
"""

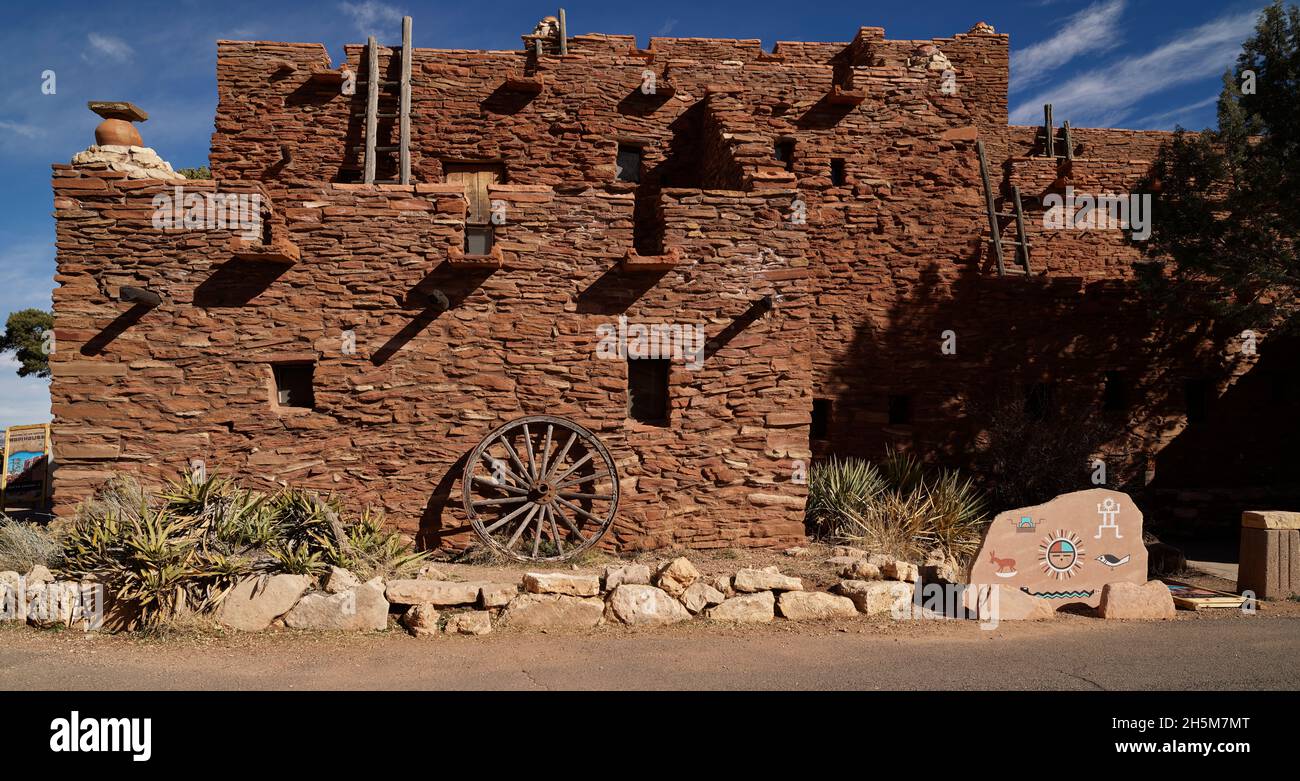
(1130, 95, 1220, 130)
(1012, 0, 1127, 90)
(658, 19, 679, 36)
(0, 120, 40, 139)
(1010, 9, 1260, 127)
(339, 1, 406, 41)
(84, 32, 135, 64)
(0, 355, 51, 431)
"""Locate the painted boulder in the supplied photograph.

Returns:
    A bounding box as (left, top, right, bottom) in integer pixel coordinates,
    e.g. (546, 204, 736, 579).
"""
(967, 488, 1147, 610)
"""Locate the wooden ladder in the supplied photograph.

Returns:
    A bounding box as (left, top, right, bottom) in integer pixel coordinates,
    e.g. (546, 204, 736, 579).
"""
(356, 16, 413, 184)
(977, 139, 1032, 277)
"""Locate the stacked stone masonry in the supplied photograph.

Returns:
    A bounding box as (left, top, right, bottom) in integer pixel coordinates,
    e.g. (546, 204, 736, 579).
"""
(50, 22, 1295, 551)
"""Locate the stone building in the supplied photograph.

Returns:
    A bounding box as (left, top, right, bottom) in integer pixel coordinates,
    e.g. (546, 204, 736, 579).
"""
(48, 21, 1299, 552)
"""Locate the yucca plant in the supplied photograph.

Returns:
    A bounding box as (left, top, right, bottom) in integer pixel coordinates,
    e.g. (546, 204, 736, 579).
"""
(808, 452, 990, 566)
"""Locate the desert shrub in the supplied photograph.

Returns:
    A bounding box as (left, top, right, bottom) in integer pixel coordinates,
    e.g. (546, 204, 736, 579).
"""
(59, 474, 427, 626)
(0, 516, 62, 572)
(807, 451, 988, 565)
(969, 394, 1118, 512)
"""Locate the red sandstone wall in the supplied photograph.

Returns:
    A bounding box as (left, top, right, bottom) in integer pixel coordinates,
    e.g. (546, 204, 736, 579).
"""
(51, 22, 1288, 544)
(49, 166, 809, 550)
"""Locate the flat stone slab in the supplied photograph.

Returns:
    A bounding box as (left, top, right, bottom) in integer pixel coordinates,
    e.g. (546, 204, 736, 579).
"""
(777, 591, 858, 620)
(385, 580, 479, 607)
(704, 591, 775, 623)
(967, 488, 1147, 609)
(1242, 511, 1300, 530)
(502, 594, 604, 629)
(732, 568, 802, 593)
(521, 572, 601, 597)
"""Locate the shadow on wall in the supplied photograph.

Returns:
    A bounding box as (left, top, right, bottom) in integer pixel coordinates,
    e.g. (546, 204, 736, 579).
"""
(814, 261, 1300, 534)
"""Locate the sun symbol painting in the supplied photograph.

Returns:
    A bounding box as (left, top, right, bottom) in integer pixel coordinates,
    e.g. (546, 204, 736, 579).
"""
(1039, 530, 1085, 580)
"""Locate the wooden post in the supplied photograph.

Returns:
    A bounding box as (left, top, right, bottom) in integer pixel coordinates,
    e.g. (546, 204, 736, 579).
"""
(119, 286, 162, 307)
(1012, 185, 1031, 274)
(1043, 103, 1055, 159)
(363, 35, 379, 184)
(399, 16, 412, 185)
(558, 8, 567, 55)
(1062, 120, 1074, 161)
(977, 139, 1006, 278)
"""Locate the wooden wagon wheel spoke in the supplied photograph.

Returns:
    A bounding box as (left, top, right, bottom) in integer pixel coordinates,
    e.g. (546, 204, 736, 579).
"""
(505, 504, 541, 550)
(557, 491, 613, 501)
(542, 431, 578, 481)
(538, 423, 554, 479)
(463, 415, 620, 562)
(482, 500, 535, 534)
(521, 422, 538, 479)
(555, 472, 607, 489)
(471, 475, 529, 495)
(551, 502, 584, 538)
(550, 451, 594, 486)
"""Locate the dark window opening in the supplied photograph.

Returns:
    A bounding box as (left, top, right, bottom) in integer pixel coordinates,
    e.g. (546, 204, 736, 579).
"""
(616, 144, 642, 183)
(811, 398, 831, 440)
(628, 359, 669, 425)
(464, 225, 494, 255)
(1102, 371, 1128, 412)
(774, 139, 795, 172)
(1184, 378, 1211, 423)
(887, 394, 913, 426)
(273, 362, 315, 409)
(830, 158, 847, 186)
(1025, 381, 1055, 421)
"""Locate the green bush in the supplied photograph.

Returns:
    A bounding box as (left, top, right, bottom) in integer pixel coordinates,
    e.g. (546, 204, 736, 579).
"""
(807, 451, 989, 565)
(59, 474, 428, 626)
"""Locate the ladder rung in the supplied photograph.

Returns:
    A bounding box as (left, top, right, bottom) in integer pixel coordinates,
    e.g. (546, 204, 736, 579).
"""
(354, 112, 399, 118)
(351, 146, 400, 152)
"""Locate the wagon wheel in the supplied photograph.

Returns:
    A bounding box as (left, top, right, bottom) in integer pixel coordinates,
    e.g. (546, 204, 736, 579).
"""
(462, 415, 620, 562)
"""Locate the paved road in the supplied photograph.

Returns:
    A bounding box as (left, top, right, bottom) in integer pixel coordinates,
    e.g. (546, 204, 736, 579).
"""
(3, 615, 1297, 690)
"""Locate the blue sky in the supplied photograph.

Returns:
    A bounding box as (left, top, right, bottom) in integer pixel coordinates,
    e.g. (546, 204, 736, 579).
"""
(0, 0, 1272, 430)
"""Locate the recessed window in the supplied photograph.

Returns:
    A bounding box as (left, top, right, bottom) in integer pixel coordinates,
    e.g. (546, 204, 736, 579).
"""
(272, 362, 315, 409)
(887, 394, 912, 426)
(464, 225, 494, 255)
(774, 139, 795, 171)
(830, 158, 847, 186)
(1184, 378, 1211, 423)
(811, 398, 831, 440)
(628, 358, 670, 425)
(1103, 371, 1128, 412)
(1025, 381, 1055, 421)
(616, 144, 642, 183)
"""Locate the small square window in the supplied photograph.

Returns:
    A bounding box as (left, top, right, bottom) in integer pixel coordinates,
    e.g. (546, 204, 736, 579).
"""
(628, 358, 669, 425)
(811, 398, 831, 440)
(273, 362, 315, 409)
(464, 225, 494, 255)
(774, 139, 795, 171)
(616, 144, 642, 183)
(830, 158, 847, 186)
(887, 394, 912, 426)
(1103, 371, 1128, 412)
(1184, 378, 1211, 423)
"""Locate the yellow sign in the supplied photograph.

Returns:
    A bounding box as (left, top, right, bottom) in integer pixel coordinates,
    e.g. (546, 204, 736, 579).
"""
(1, 423, 52, 512)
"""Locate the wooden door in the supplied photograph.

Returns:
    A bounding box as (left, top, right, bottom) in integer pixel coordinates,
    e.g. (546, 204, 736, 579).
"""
(445, 164, 502, 224)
